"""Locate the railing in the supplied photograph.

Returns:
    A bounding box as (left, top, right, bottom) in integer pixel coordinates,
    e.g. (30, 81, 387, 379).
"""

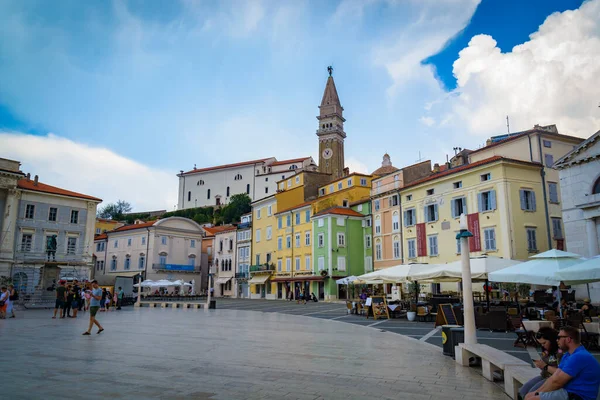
(371, 181, 401, 196)
(250, 264, 275, 272)
(235, 272, 249, 279)
(238, 222, 252, 229)
(152, 263, 200, 272)
(14, 250, 91, 265)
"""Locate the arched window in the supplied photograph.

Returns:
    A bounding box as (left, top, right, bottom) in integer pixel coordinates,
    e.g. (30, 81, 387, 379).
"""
(289, 165, 297, 170)
(197, 180, 204, 186)
(187, 191, 191, 201)
(207, 189, 211, 199)
(593, 176, 600, 194)
(234, 174, 243, 180)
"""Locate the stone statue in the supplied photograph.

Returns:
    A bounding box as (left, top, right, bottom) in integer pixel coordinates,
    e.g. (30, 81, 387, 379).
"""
(327, 66, 333, 76)
(46, 235, 57, 261)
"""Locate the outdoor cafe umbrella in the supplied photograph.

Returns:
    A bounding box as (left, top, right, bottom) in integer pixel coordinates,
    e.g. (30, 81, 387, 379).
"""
(336, 276, 359, 300)
(488, 249, 584, 317)
(556, 255, 600, 285)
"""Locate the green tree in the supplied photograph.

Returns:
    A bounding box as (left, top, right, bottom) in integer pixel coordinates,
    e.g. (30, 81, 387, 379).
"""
(220, 193, 251, 224)
(97, 200, 133, 220)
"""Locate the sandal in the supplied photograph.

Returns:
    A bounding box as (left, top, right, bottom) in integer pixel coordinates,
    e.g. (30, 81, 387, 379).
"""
(82, 332, 91, 335)
(97, 328, 104, 334)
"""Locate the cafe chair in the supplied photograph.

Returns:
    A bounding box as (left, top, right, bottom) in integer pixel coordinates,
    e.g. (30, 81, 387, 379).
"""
(509, 316, 530, 347)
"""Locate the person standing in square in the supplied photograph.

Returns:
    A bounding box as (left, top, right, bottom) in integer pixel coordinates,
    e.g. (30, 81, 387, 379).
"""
(82, 280, 104, 335)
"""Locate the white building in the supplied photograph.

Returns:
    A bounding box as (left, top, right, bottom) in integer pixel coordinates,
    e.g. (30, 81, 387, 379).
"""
(213, 225, 237, 297)
(0, 158, 26, 278)
(177, 157, 317, 209)
(94, 217, 205, 287)
(235, 213, 252, 298)
(555, 129, 600, 301)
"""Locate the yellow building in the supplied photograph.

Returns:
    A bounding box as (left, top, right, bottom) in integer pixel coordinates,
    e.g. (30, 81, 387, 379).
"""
(399, 156, 549, 271)
(248, 195, 278, 299)
(95, 218, 124, 235)
(313, 173, 373, 214)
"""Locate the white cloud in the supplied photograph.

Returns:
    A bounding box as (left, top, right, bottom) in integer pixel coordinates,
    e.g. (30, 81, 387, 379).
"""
(446, 0, 600, 137)
(419, 116, 435, 126)
(346, 157, 370, 174)
(0, 132, 178, 212)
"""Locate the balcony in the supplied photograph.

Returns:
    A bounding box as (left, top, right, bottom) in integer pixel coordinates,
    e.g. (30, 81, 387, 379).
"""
(250, 264, 275, 273)
(238, 221, 252, 229)
(235, 272, 250, 279)
(152, 263, 200, 273)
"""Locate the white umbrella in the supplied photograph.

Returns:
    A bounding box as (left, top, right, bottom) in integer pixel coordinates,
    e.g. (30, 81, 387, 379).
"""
(134, 280, 156, 288)
(409, 256, 521, 282)
(375, 263, 432, 282)
(556, 255, 600, 284)
(336, 276, 359, 285)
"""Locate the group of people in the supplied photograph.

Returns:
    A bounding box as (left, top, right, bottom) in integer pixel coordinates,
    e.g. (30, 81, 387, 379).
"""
(284, 287, 318, 303)
(519, 326, 600, 400)
(0, 285, 18, 319)
(53, 280, 125, 319)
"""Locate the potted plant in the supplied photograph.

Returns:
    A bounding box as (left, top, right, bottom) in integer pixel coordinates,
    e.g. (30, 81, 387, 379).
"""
(406, 281, 419, 321)
(320, 270, 328, 278)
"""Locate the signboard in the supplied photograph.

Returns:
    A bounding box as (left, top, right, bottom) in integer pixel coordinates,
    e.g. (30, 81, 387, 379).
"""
(416, 223, 427, 257)
(366, 296, 390, 320)
(435, 303, 459, 327)
(467, 213, 481, 252)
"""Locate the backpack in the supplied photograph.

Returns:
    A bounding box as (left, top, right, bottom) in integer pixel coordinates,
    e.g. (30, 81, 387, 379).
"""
(9, 290, 18, 301)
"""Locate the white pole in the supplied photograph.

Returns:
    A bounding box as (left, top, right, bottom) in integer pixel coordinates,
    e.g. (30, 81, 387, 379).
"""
(459, 214, 477, 345)
(206, 269, 212, 310)
(137, 274, 142, 305)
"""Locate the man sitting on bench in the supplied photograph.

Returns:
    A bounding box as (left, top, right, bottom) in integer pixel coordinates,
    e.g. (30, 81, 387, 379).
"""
(525, 326, 600, 400)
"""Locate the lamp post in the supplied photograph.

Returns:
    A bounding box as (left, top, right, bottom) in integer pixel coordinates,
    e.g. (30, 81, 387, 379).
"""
(205, 265, 213, 310)
(136, 273, 142, 306)
(456, 214, 477, 345)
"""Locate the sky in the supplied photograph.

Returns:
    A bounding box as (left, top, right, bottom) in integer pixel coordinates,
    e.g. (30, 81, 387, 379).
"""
(1, 0, 599, 212)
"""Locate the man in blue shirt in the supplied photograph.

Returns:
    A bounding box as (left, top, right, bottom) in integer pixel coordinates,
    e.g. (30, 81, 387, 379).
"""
(82, 280, 104, 335)
(525, 326, 600, 400)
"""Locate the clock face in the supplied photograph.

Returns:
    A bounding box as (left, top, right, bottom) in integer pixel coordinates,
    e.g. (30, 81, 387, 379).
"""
(322, 148, 333, 159)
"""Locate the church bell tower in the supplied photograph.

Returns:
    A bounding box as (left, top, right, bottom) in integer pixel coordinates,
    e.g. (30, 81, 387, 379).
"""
(317, 67, 346, 180)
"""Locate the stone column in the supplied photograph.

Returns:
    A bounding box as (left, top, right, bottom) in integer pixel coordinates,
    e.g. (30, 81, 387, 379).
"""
(586, 218, 599, 257)
(1, 189, 20, 256)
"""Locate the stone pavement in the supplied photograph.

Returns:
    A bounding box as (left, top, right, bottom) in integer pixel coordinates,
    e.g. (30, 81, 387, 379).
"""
(1, 307, 509, 400)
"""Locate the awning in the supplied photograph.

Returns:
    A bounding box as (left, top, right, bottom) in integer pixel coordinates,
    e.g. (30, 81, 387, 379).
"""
(114, 271, 145, 278)
(215, 276, 232, 285)
(248, 275, 271, 285)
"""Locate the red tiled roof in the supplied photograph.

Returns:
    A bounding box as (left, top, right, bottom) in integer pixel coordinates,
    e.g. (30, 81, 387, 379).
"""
(469, 129, 584, 155)
(203, 225, 236, 236)
(181, 158, 271, 175)
(96, 218, 121, 224)
(94, 233, 108, 240)
(401, 156, 541, 191)
(270, 157, 311, 166)
(274, 201, 314, 215)
(313, 207, 364, 218)
(18, 178, 102, 202)
(112, 221, 156, 232)
(213, 225, 238, 235)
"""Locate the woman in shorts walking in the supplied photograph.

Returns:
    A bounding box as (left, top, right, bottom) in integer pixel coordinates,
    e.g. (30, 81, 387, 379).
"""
(83, 280, 104, 335)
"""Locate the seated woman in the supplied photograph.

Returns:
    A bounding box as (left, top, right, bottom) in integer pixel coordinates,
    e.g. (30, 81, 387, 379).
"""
(518, 327, 563, 400)
(581, 298, 596, 320)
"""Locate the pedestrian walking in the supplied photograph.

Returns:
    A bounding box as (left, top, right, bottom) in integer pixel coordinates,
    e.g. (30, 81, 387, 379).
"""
(63, 284, 74, 318)
(7, 284, 17, 318)
(52, 280, 67, 319)
(0, 286, 8, 319)
(117, 286, 124, 310)
(71, 282, 81, 318)
(83, 280, 104, 335)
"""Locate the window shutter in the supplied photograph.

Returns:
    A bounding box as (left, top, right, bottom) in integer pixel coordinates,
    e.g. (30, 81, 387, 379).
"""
(462, 197, 467, 215)
(490, 190, 497, 210)
(531, 191, 537, 211)
(434, 204, 439, 221)
(477, 193, 483, 212)
(519, 189, 526, 210)
(403, 210, 408, 226)
(451, 200, 456, 218)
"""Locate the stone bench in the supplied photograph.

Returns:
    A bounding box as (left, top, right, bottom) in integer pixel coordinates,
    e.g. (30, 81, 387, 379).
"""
(139, 301, 205, 309)
(504, 365, 540, 399)
(455, 343, 530, 381)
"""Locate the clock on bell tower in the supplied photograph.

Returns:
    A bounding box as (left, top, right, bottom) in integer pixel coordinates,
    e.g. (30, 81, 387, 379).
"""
(317, 66, 346, 180)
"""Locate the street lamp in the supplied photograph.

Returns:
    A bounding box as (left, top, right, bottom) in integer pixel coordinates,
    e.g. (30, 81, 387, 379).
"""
(456, 214, 477, 345)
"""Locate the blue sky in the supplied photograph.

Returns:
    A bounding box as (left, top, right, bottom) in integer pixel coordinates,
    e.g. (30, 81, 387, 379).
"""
(1, 0, 599, 211)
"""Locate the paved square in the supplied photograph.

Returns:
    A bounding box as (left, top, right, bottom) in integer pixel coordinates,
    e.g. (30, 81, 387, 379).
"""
(3, 304, 511, 400)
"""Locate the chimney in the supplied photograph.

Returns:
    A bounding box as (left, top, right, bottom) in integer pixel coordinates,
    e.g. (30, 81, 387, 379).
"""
(34, 175, 39, 186)
(486, 139, 492, 146)
(26, 173, 31, 180)
(343, 167, 349, 176)
(433, 163, 440, 173)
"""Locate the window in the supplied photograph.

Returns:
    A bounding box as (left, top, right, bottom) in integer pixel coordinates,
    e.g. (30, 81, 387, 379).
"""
(342, 199, 349, 208)
(425, 204, 438, 223)
(267, 205, 272, 216)
(48, 207, 57, 222)
(526, 228, 537, 252)
(266, 226, 272, 240)
(124, 257, 131, 270)
(288, 179, 293, 188)
(96, 228, 101, 234)
(97, 260, 105, 271)
(295, 257, 301, 271)
(426, 189, 434, 196)
(276, 216, 282, 229)
(393, 239, 400, 259)
(329, 184, 334, 193)
(428, 235, 438, 256)
(141, 236, 146, 246)
(336, 217, 345, 226)
(207, 189, 211, 199)
(159, 255, 167, 265)
(337, 233, 345, 247)
(161, 236, 167, 245)
(286, 215, 291, 227)
(319, 188, 325, 196)
(478, 190, 497, 212)
(277, 259, 282, 272)
(548, 182, 559, 203)
(24, 204, 35, 219)
(96, 242, 105, 252)
(318, 218, 324, 228)
(66, 237, 77, 255)
(127, 238, 132, 247)
(286, 258, 291, 271)
(407, 239, 416, 258)
(520, 189, 536, 211)
(111, 258, 117, 271)
(392, 212, 400, 231)
(406, 195, 412, 201)
(20, 234, 32, 252)
(347, 179, 353, 187)
(188, 191, 191, 202)
(404, 209, 416, 226)
(456, 237, 461, 254)
(198, 180, 204, 185)
(257, 208, 261, 219)
(286, 235, 291, 248)
(305, 210, 310, 223)
(318, 257, 325, 271)
(256, 229, 261, 242)
(357, 204, 363, 212)
(305, 256, 310, 270)
(114, 240, 118, 248)
(295, 176, 300, 184)
(305, 232, 310, 246)
(337, 256, 346, 271)
(255, 254, 260, 265)
(481, 173, 491, 182)
(365, 217, 372, 227)
(295, 212, 300, 225)
(453, 181, 462, 189)
(246, 184, 250, 194)
(139, 256, 145, 269)
(390, 195, 399, 206)
(365, 235, 371, 249)
(265, 187, 269, 194)
(374, 200, 380, 211)
(451, 197, 467, 218)
(365, 256, 373, 272)
(360, 178, 367, 186)
(483, 228, 496, 251)
(593, 177, 600, 194)
(318, 233, 324, 248)
(277, 237, 282, 250)
(543, 140, 552, 148)
(295, 233, 300, 247)
(190, 239, 196, 248)
(544, 153, 554, 167)
(552, 218, 563, 239)
(375, 242, 382, 260)
(234, 174, 243, 180)
(68, 210, 79, 224)
(338, 182, 343, 190)
(374, 216, 381, 234)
